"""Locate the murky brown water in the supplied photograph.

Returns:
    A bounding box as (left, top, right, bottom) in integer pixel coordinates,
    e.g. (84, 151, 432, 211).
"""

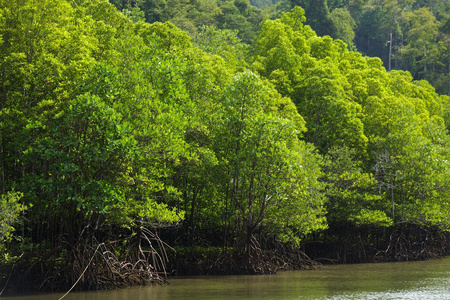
(4, 258, 450, 299)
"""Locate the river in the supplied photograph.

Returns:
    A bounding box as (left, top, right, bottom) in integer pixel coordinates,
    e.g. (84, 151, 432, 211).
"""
(3, 258, 450, 299)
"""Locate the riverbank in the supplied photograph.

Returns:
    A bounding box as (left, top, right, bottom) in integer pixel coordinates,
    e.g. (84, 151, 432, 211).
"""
(2, 222, 450, 295)
(164, 223, 450, 277)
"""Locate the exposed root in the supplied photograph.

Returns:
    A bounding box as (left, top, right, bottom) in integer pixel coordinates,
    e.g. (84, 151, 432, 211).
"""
(94, 227, 171, 289)
(270, 242, 322, 271)
(10, 227, 171, 293)
(375, 224, 450, 262)
(176, 236, 321, 276)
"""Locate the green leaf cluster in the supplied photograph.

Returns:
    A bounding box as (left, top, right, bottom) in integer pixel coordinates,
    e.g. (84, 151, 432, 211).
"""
(252, 5, 450, 231)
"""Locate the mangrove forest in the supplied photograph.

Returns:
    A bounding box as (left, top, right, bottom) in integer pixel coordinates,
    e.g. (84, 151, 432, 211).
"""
(1, 0, 450, 294)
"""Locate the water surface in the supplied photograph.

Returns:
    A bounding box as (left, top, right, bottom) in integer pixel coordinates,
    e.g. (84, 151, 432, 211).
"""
(4, 258, 450, 299)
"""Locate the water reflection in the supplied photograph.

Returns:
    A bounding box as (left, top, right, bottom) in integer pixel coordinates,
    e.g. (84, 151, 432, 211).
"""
(4, 258, 450, 300)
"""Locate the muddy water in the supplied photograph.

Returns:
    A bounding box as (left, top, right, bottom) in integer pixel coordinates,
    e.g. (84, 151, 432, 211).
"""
(4, 257, 450, 299)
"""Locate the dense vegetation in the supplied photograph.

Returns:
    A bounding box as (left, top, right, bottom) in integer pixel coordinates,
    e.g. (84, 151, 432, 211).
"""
(268, 0, 450, 96)
(1, 0, 450, 294)
(107, 0, 449, 95)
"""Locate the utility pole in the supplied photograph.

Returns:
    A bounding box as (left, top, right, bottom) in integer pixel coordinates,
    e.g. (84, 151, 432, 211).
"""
(388, 31, 392, 71)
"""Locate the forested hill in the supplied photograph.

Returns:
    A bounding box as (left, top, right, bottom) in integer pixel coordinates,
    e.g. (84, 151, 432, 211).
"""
(1, 0, 450, 293)
(270, 0, 450, 96)
(108, 0, 449, 95)
(109, 0, 266, 43)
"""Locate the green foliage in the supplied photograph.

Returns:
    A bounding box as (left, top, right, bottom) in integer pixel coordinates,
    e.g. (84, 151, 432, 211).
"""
(252, 7, 368, 153)
(109, 0, 266, 43)
(23, 93, 135, 215)
(217, 0, 265, 43)
(214, 71, 326, 247)
(291, 0, 335, 37)
(252, 5, 450, 232)
(398, 7, 444, 86)
(135, 21, 192, 51)
(250, 0, 282, 8)
(323, 146, 391, 227)
(329, 7, 356, 48)
(0, 192, 26, 243)
(1, 0, 188, 245)
(267, 0, 449, 95)
(193, 25, 249, 71)
(0, 191, 27, 263)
